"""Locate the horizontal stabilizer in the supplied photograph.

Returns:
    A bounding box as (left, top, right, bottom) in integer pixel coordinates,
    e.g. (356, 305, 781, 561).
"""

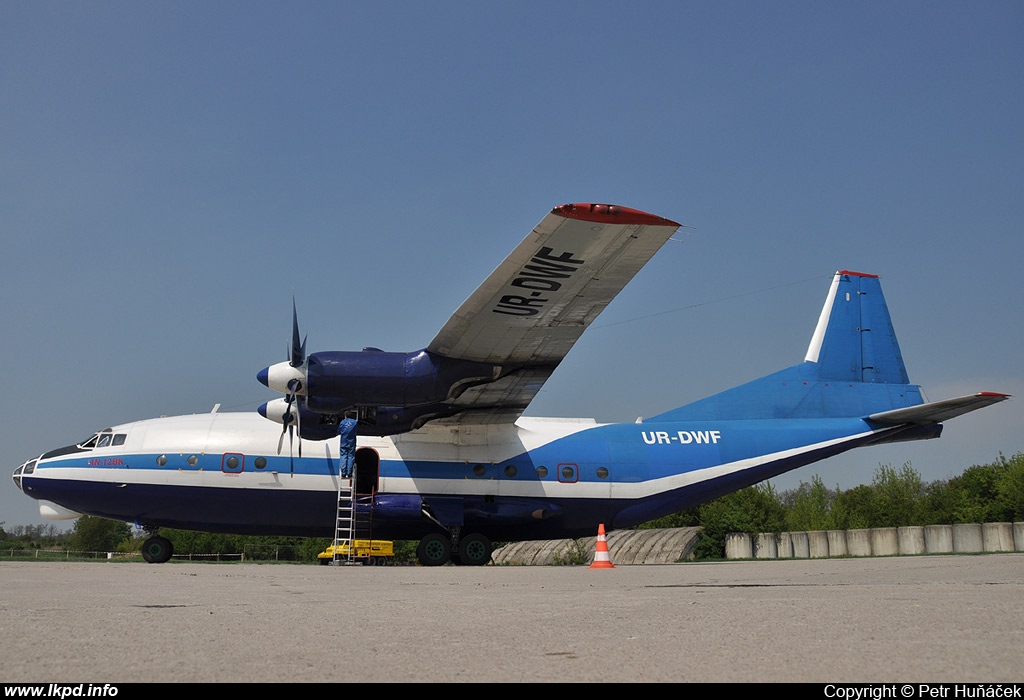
(868, 392, 1010, 425)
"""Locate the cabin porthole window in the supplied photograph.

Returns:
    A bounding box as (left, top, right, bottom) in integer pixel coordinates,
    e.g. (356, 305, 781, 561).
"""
(187, 455, 199, 467)
(504, 464, 517, 478)
(535, 466, 548, 478)
(254, 457, 267, 470)
(596, 467, 609, 479)
(156, 455, 168, 466)
(472, 463, 486, 477)
(226, 456, 240, 469)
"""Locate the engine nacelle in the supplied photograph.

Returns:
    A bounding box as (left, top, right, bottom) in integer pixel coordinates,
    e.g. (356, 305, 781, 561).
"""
(301, 349, 497, 414)
(258, 347, 502, 437)
(258, 398, 464, 439)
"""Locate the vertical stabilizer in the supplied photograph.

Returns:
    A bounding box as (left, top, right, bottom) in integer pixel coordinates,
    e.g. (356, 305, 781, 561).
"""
(803, 271, 909, 384)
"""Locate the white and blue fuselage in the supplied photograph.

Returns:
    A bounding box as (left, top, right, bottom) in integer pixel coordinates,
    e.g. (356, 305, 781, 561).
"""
(14, 405, 936, 542)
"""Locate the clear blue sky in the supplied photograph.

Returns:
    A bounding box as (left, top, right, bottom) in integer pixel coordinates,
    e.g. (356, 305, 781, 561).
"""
(3, 2, 1021, 530)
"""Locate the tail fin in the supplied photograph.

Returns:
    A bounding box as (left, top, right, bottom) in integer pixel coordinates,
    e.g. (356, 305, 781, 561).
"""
(649, 270, 925, 422)
(803, 270, 908, 384)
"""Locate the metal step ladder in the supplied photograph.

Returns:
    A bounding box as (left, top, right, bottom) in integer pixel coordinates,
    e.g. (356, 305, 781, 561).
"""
(332, 471, 358, 565)
(332, 417, 362, 566)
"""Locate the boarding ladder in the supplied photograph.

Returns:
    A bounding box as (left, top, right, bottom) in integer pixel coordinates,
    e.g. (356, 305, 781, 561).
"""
(332, 417, 365, 566)
(332, 469, 358, 565)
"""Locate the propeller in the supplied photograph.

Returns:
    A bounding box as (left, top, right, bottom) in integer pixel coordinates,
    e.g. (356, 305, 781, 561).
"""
(279, 297, 307, 477)
(279, 387, 300, 478)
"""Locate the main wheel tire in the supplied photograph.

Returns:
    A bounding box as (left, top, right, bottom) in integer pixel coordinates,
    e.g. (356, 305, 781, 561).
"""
(458, 533, 493, 567)
(416, 533, 451, 566)
(141, 535, 173, 564)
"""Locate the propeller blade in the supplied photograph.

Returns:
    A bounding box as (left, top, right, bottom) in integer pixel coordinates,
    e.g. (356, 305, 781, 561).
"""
(290, 297, 306, 368)
(288, 423, 295, 478)
(278, 393, 295, 455)
(296, 397, 303, 460)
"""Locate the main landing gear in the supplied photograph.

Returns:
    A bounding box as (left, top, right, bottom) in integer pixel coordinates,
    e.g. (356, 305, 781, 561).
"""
(140, 529, 174, 563)
(416, 530, 492, 567)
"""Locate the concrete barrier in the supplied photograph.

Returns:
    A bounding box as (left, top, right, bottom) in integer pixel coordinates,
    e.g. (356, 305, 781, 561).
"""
(777, 532, 793, 559)
(827, 530, 848, 557)
(953, 523, 984, 553)
(808, 531, 829, 558)
(847, 529, 872, 557)
(726, 532, 752, 559)
(754, 533, 777, 559)
(982, 523, 1015, 552)
(898, 526, 926, 555)
(924, 524, 953, 553)
(791, 532, 810, 558)
(871, 528, 899, 556)
(722, 521, 1024, 560)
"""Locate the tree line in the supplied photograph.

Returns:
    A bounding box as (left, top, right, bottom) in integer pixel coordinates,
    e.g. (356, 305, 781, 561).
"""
(3, 452, 1021, 562)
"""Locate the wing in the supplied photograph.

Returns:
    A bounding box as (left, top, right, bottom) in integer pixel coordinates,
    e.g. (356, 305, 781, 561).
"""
(427, 203, 681, 423)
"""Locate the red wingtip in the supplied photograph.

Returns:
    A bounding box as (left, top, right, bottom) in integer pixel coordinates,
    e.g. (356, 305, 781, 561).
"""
(553, 203, 680, 227)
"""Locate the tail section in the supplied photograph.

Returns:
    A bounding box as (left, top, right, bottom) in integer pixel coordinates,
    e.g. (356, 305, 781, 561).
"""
(650, 270, 926, 422)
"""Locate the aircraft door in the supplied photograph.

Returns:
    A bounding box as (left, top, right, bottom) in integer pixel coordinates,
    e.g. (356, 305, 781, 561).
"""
(354, 448, 379, 496)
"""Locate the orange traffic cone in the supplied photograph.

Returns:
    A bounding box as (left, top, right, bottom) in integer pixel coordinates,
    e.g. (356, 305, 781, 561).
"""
(590, 523, 615, 569)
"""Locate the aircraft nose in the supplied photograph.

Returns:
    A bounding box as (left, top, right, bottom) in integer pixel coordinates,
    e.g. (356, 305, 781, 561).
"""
(12, 458, 37, 492)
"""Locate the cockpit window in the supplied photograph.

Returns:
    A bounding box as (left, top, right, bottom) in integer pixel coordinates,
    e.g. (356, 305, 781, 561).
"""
(12, 459, 36, 492)
(78, 429, 121, 450)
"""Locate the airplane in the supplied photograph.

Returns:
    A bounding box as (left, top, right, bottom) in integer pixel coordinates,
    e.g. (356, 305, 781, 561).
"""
(11, 203, 1009, 566)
